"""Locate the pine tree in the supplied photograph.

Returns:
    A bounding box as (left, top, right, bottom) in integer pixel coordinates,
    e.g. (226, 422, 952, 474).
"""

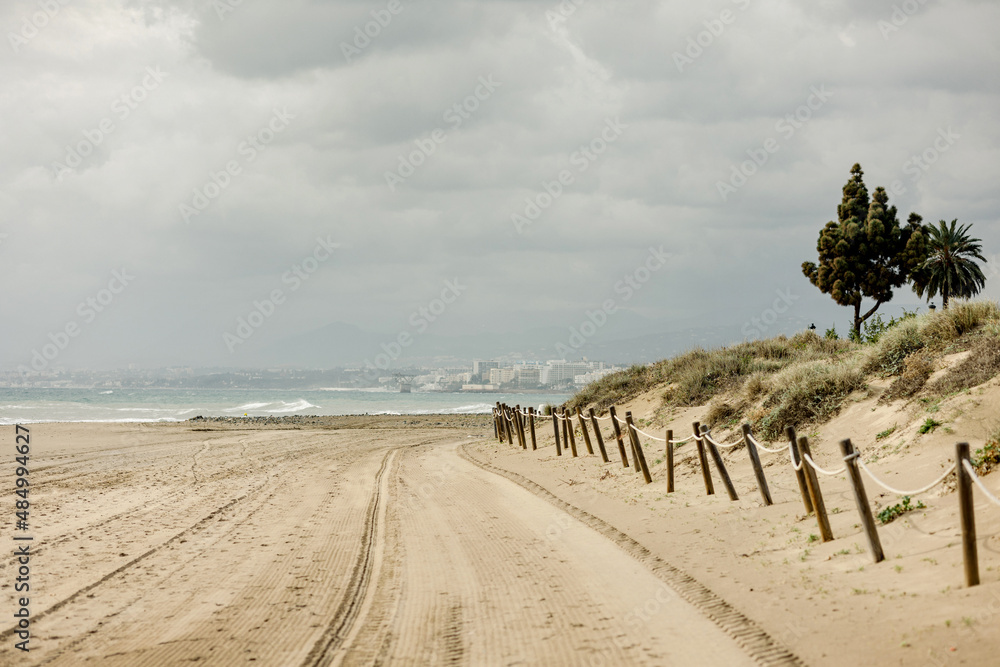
(802, 164, 926, 339)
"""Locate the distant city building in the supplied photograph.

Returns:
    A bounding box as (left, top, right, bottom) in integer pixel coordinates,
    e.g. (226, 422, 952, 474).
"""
(540, 361, 592, 385)
(515, 366, 540, 387)
(473, 360, 500, 381)
(489, 367, 516, 385)
(574, 368, 619, 385)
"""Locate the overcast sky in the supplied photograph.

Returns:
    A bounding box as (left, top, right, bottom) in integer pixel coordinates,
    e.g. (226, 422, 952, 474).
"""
(2, 0, 999, 371)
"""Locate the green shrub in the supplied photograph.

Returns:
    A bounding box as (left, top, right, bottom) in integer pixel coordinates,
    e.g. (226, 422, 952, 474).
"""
(877, 496, 925, 524)
(864, 318, 924, 377)
(755, 360, 866, 440)
(945, 300, 1000, 336)
(972, 441, 1000, 476)
(919, 418, 941, 434)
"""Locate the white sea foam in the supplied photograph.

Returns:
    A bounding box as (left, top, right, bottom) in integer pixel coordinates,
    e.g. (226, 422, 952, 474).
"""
(225, 402, 272, 412)
(0, 417, 183, 425)
(270, 399, 319, 413)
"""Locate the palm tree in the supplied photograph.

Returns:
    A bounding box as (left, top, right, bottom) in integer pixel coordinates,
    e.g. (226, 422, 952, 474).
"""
(911, 219, 987, 309)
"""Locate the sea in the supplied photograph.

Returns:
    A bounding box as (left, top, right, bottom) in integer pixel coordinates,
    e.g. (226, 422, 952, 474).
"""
(0, 387, 573, 424)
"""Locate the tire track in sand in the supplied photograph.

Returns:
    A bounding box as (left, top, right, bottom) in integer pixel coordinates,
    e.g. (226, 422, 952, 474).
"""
(458, 443, 804, 667)
(302, 448, 397, 667)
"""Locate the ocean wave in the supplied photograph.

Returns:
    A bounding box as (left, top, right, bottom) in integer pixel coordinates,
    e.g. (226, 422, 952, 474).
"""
(441, 403, 494, 414)
(98, 390, 114, 394)
(224, 402, 272, 412)
(317, 387, 392, 392)
(0, 417, 184, 425)
(270, 399, 319, 413)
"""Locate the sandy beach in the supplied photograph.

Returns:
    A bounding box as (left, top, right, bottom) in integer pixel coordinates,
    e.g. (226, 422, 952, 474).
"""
(2, 411, 998, 666)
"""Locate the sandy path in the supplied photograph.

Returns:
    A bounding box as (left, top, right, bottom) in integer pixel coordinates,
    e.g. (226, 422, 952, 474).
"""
(0, 423, 755, 666)
(335, 442, 753, 666)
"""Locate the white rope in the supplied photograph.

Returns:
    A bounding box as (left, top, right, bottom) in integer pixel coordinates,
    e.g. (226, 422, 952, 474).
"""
(857, 459, 956, 496)
(747, 434, 786, 454)
(962, 460, 1000, 507)
(801, 452, 846, 477)
(669, 434, 695, 445)
(789, 446, 804, 471)
(592, 414, 612, 421)
(629, 424, 666, 442)
(614, 414, 631, 426)
(702, 431, 743, 450)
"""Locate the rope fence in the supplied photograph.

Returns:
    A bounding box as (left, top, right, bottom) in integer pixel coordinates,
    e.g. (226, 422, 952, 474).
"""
(491, 402, 999, 588)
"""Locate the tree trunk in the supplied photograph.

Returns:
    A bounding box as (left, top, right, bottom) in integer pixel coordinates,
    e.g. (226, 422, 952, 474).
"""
(943, 285, 950, 310)
(853, 302, 862, 339)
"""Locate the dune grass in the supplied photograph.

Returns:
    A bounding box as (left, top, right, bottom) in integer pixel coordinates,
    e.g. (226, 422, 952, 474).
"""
(567, 299, 1000, 441)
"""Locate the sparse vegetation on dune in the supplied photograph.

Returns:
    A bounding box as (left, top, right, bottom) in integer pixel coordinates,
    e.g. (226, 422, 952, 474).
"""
(568, 299, 1000, 440)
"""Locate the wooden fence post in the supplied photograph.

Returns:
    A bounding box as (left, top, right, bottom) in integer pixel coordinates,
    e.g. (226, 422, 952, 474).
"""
(609, 406, 630, 468)
(785, 426, 813, 514)
(797, 436, 833, 542)
(742, 423, 772, 506)
(700, 425, 738, 501)
(528, 408, 537, 451)
(628, 416, 641, 473)
(514, 405, 526, 450)
(494, 402, 504, 443)
(588, 408, 610, 463)
(692, 421, 715, 495)
(564, 409, 578, 457)
(576, 407, 595, 455)
(551, 410, 562, 456)
(625, 413, 653, 484)
(956, 442, 979, 587)
(560, 409, 568, 451)
(839, 438, 884, 563)
(493, 408, 499, 441)
(503, 405, 514, 446)
(665, 429, 674, 493)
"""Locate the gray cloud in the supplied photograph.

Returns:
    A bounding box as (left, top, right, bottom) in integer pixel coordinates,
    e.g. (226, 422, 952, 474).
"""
(2, 0, 998, 370)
